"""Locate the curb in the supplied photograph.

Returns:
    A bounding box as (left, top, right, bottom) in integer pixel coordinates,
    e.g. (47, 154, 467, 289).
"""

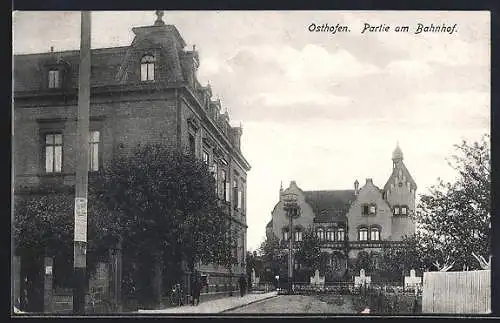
(220, 294, 279, 313)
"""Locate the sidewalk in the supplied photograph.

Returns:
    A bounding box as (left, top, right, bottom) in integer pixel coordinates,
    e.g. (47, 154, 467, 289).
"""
(137, 291, 278, 314)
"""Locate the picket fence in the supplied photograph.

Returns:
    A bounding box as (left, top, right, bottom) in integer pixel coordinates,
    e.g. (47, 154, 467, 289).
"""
(422, 270, 490, 314)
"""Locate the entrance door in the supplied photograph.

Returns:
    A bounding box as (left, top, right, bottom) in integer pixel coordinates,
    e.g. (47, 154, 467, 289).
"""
(20, 253, 44, 312)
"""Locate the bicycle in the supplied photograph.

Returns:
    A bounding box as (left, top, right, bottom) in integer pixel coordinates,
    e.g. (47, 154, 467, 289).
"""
(169, 283, 184, 307)
(87, 289, 115, 314)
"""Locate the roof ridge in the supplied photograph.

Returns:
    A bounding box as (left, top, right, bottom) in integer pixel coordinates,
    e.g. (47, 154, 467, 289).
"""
(304, 189, 355, 193)
(14, 46, 130, 57)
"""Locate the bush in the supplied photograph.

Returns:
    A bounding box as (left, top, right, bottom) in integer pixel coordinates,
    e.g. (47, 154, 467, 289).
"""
(354, 289, 421, 314)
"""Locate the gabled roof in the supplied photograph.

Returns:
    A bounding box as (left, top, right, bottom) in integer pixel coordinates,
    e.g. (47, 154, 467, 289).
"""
(304, 190, 356, 222)
(383, 162, 417, 192)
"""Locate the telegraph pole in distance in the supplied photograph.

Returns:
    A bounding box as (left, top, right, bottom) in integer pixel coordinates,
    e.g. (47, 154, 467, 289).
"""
(73, 10, 91, 315)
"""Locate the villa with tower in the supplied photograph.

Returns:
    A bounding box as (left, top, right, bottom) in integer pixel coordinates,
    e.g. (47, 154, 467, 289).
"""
(265, 144, 416, 281)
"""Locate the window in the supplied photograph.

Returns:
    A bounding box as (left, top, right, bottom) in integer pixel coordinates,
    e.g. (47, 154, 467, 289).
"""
(294, 230, 303, 242)
(89, 131, 100, 172)
(233, 179, 238, 208)
(48, 70, 61, 88)
(202, 150, 209, 164)
(401, 206, 408, 215)
(358, 227, 368, 241)
(394, 206, 400, 215)
(221, 170, 229, 202)
(241, 186, 245, 214)
(337, 228, 345, 241)
(283, 229, 289, 241)
(362, 204, 376, 215)
(212, 163, 218, 192)
(45, 133, 62, 173)
(326, 228, 335, 241)
(140, 55, 155, 81)
(370, 227, 380, 241)
(317, 228, 324, 241)
(189, 134, 196, 156)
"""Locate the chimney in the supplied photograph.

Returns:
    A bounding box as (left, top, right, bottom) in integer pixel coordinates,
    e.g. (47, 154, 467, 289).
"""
(366, 178, 373, 185)
(279, 181, 283, 201)
(354, 179, 359, 195)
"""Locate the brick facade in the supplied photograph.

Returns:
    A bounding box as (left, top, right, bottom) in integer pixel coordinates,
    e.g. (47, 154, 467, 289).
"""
(13, 14, 250, 293)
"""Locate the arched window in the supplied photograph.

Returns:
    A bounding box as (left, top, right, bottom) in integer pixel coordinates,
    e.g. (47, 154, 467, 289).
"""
(326, 228, 335, 241)
(294, 228, 303, 242)
(48, 69, 61, 88)
(316, 228, 324, 241)
(370, 227, 381, 241)
(358, 227, 368, 241)
(141, 54, 156, 81)
(337, 227, 345, 241)
(283, 228, 289, 241)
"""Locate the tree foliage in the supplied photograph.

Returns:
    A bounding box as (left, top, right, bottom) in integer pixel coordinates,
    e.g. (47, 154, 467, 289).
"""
(294, 227, 321, 270)
(258, 234, 280, 264)
(415, 134, 490, 270)
(13, 186, 112, 286)
(92, 144, 234, 272)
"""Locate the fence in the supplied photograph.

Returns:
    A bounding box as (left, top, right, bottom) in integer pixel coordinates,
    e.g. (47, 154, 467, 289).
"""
(422, 270, 491, 314)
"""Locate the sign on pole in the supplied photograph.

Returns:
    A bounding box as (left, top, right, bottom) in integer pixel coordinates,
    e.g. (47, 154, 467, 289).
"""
(74, 197, 87, 242)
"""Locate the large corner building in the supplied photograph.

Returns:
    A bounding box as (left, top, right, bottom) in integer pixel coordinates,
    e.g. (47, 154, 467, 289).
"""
(14, 12, 250, 292)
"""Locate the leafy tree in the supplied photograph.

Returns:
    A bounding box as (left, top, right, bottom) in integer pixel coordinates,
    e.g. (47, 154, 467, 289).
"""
(294, 227, 321, 270)
(13, 185, 112, 288)
(258, 235, 280, 264)
(91, 144, 234, 300)
(258, 235, 282, 281)
(415, 134, 490, 270)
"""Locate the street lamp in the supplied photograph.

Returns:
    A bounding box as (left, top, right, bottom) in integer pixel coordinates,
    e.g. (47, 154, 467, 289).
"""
(283, 192, 300, 294)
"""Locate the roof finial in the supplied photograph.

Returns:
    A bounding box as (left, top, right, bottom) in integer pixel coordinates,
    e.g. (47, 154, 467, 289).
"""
(280, 181, 283, 191)
(392, 141, 404, 161)
(154, 10, 165, 26)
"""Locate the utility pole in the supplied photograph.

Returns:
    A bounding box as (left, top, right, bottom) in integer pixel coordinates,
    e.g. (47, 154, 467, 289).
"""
(288, 213, 293, 293)
(73, 11, 91, 315)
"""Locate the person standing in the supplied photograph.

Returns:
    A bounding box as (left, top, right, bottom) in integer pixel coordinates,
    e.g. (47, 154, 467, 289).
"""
(238, 274, 245, 297)
(192, 275, 202, 306)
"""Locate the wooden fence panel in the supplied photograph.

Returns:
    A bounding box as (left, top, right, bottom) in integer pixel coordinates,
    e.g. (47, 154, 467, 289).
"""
(422, 270, 490, 314)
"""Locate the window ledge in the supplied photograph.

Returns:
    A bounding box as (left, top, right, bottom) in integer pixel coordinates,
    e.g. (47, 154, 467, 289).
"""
(40, 172, 65, 177)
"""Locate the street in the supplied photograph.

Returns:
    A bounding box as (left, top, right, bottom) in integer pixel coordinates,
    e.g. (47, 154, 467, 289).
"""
(227, 294, 358, 314)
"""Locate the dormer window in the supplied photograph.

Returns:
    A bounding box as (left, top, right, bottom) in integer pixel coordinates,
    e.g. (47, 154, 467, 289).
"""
(48, 69, 61, 88)
(401, 206, 408, 215)
(140, 54, 155, 81)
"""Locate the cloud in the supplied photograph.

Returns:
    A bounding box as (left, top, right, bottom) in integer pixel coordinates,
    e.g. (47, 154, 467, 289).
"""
(250, 90, 351, 108)
(386, 60, 433, 76)
(409, 91, 490, 128)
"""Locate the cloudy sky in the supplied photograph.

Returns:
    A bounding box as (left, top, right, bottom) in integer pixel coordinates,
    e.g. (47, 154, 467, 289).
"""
(13, 11, 490, 251)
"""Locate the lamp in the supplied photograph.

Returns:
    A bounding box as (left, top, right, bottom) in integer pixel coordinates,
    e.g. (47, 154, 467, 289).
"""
(282, 192, 300, 294)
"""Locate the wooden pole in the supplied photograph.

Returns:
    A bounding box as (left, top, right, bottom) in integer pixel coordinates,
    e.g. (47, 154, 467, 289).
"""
(73, 10, 91, 314)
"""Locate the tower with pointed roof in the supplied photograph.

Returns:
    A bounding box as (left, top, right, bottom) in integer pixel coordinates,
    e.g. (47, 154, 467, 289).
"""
(384, 143, 417, 240)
